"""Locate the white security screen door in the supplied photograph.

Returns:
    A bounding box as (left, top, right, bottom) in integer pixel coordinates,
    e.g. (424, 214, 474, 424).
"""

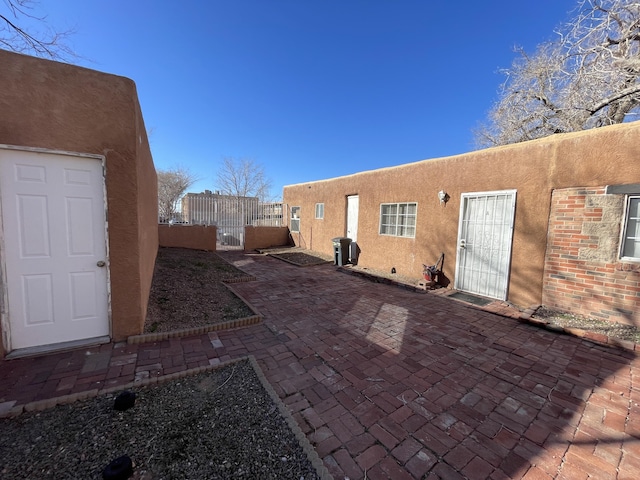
(455, 190, 516, 300)
(0, 149, 109, 350)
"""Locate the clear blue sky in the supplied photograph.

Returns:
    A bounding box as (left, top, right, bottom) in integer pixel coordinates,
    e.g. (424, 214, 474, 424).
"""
(30, 1, 577, 199)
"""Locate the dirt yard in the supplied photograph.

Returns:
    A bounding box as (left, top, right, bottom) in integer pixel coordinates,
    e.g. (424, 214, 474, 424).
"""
(144, 247, 255, 333)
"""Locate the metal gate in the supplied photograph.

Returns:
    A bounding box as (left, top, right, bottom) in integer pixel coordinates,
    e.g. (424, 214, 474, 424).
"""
(164, 192, 284, 250)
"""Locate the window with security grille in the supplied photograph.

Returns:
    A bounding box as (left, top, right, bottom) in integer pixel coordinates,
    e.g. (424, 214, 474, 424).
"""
(379, 202, 417, 238)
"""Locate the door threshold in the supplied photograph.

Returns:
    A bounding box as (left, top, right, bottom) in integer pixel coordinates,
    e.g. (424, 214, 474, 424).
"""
(448, 291, 494, 306)
(6, 335, 111, 360)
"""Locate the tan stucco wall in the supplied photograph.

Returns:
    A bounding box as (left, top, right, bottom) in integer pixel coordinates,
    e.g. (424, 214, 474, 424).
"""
(0, 50, 158, 350)
(135, 103, 159, 336)
(244, 226, 292, 251)
(158, 225, 217, 251)
(283, 122, 640, 309)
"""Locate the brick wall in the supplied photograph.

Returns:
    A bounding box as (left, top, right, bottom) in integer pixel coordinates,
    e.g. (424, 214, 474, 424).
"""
(543, 187, 640, 325)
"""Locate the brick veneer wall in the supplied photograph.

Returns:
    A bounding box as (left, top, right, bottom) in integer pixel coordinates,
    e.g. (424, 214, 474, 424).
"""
(543, 187, 640, 325)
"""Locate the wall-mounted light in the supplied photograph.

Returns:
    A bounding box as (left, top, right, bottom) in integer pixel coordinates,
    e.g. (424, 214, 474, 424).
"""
(438, 190, 450, 204)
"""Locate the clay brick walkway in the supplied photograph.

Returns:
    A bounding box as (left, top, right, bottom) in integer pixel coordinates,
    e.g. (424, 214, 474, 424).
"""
(1, 251, 639, 479)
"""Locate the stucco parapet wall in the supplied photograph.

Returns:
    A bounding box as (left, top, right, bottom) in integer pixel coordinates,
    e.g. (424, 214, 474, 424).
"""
(284, 121, 640, 190)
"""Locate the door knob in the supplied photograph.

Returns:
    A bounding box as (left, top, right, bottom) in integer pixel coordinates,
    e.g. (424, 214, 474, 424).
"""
(97, 260, 106, 267)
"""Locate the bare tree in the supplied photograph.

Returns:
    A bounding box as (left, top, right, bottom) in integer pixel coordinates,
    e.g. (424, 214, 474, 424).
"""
(157, 167, 199, 222)
(1, 0, 75, 60)
(215, 157, 273, 201)
(475, 0, 640, 148)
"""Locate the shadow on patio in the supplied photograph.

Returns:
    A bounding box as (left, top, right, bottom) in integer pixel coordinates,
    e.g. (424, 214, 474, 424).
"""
(221, 251, 640, 479)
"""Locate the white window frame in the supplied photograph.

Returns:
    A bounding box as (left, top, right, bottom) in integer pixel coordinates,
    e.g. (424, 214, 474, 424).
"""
(315, 203, 324, 220)
(290, 206, 300, 233)
(620, 195, 640, 261)
(379, 202, 417, 238)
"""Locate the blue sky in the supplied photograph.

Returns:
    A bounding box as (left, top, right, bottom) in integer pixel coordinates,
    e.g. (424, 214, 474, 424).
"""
(23, 1, 577, 199)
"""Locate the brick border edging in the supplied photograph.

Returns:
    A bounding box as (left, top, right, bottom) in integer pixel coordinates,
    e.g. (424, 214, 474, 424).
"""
(1, 357, 248, 418)
(267, 253, 333, 268)
(130, 273, 263, 345)
(222, 275, 257, 283)
(246, 356, 334, 480)
(518, 305, 639, 352)
(0, 356, 333, 479)
(127, 315, 262, 344)
(336, 266, 427, 293)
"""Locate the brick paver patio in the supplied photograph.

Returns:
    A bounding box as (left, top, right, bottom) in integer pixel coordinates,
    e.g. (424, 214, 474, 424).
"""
(1, 250, 639, 479)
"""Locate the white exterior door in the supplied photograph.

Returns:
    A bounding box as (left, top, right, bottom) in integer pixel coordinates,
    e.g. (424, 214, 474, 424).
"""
(347, 195, 359, 241)
(455, 190, 516, 300)
(0, 149, 109, 350)
(346, 195, 359, 261)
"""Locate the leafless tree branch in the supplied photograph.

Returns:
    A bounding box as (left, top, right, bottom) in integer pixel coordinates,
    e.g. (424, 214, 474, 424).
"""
(157, 167, 199, 221)
(215, 157, 274, 202)
(475, 0, 640, 147)
(0, 0, 76, 60)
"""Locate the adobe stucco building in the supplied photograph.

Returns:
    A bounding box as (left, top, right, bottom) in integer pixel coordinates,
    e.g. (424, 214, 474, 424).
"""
(0, 50, 158, 357)
(283, 122, 640, 326)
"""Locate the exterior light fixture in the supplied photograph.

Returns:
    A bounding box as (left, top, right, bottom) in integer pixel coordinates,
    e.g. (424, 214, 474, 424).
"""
(438, 190, 450, 204)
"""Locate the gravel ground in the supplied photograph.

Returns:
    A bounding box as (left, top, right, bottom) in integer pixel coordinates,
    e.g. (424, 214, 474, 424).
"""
(0, 358, 327, 480)
(533, 306, 640, 343)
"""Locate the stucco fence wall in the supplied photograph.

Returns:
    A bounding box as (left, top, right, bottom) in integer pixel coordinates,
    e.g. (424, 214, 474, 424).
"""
(543, 187, 640, 325)
(0, 50, 158, 353)
(244, 226, 291, 251)
(158, 225, 291, 252)
(159, 225, 217, 251)
(282, 122, 640, 312)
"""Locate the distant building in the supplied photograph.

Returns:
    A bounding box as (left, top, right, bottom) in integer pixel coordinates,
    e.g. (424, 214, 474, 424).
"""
(181, 191, 284, 246)
(254, 202, 284, 227)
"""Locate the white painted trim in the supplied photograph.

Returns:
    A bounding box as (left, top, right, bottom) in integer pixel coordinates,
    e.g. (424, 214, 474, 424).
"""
(0, 144, 104, 160)
(6, 336, 111, 359)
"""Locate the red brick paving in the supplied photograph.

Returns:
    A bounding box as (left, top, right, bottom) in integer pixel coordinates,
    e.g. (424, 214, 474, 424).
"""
(1, 250, 639, 479)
